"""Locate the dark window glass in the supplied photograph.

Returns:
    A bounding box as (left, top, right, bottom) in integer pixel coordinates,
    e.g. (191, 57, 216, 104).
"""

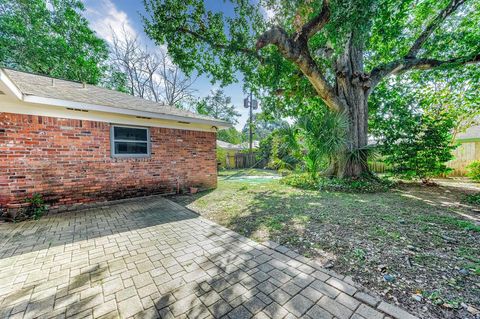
(114, 142, 148, 154)
(114, 126, 148, 141)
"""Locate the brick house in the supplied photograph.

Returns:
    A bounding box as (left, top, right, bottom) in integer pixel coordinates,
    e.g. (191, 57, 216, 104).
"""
(0, 68, 230, 212)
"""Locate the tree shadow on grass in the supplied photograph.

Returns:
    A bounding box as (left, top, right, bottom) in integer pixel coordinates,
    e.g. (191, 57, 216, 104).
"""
(205, 187, 480, 319)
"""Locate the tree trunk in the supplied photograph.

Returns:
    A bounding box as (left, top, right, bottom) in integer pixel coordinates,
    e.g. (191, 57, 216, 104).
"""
(329, 37, 370, 178)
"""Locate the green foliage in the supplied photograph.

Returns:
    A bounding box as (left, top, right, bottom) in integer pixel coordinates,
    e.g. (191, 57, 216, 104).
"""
(371, 80, 458, 182)
(278, 168, 292, 176)
(143, 0, 480, 180)
(217, 127, 244, 144)
(0, 0, 109, 84)
(416, 214, 480, 232)
(196, 89, 240, 124)
(259, 124, 300, 170)
(25, 194, 47, 220)
(102, 68, 130, 93)
(143, 0, 480, 116)
(467, 161, 480, 181)
(298, 109, 348, 177)
(352, 248, 366, 261)
(465, 193, 480, 205)
(303, 148, 322, 181)
(216, 147, 227, 169)
(281, 173, 394, 193)
(421, 291, 462, 309)
(317, 175, 394, 193)
(242, 113, 290, 142)
(280, 173, 317, 190)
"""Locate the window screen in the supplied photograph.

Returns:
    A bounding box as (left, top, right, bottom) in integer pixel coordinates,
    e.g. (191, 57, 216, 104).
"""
(111, 125, 150, 157)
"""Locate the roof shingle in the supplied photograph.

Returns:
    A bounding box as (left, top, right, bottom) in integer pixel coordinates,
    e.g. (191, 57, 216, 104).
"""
(2, 68, 228, 125)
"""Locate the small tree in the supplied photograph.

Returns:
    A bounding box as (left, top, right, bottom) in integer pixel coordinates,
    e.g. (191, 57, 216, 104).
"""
(110, 27, 196, 106)
(196, 89, 240, 124)
(371, 76, 462, 183)
(376, 109, 456, 183)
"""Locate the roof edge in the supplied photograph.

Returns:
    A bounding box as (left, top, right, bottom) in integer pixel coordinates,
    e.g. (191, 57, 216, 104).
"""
(22, 94, 232, 128)
(0, 68, 232, 129)
(0, 68, 23, 99)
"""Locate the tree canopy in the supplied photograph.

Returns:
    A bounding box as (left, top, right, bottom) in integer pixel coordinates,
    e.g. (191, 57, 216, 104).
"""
(143, 0, 480, 177)
(143, 0, 479, 111)
(0, 0, 109, 84)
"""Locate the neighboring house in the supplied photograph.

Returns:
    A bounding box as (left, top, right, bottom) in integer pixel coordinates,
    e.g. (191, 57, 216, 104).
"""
(0, 68, 230, 212)
(216, 140, 260, 168)
(448, 125, 480, 176)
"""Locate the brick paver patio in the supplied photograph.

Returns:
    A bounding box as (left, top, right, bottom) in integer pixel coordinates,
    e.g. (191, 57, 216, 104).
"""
(0, 196, 418, 319)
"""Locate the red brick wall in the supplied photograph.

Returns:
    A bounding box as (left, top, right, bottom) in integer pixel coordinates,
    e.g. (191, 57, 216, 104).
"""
(0, 112, 217, 209)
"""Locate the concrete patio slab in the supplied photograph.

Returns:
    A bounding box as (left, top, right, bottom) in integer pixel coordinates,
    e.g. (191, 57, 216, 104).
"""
(0, 196, 418, 319)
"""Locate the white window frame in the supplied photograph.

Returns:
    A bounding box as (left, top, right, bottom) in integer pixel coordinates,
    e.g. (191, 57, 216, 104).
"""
(110, 125, 151, 158)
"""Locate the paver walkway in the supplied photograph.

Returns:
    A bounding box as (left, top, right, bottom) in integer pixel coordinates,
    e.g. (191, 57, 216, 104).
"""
(0, 196, 418, 319)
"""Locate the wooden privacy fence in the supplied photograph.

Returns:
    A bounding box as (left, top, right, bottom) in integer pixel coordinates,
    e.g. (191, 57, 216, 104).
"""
(234, 152, 267, 169)
(368, 161, 388, 174)
(447, 141, 479, 176)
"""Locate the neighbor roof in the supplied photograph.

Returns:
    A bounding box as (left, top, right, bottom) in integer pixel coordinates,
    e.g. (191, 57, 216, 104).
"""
(457, 125, 480, 141)
(217, 140, 242, 150)
(0, 68, 230, 128)
(216, 140, 260, 151)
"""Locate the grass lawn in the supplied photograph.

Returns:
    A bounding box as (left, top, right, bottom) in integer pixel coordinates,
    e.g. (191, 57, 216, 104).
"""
(170, 169, 480, 319)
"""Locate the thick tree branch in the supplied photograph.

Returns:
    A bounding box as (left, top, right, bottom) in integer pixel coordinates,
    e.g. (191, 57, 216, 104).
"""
(256, 27, 344, 112)
(369, 0, 470, 87)
(176, 2, 341, 111)
(370, 53, 480, 87)
(296, 0, 330, 40)
(406, 0, 466, 58)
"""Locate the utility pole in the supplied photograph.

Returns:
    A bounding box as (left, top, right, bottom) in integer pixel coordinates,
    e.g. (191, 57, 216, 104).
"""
(244, 92, 258, 153)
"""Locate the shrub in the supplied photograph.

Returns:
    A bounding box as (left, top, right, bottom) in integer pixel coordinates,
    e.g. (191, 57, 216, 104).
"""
(25, 194, 47, 220)
(467, 161, 480, 181)
(280, 173, 317, 189)
(318, 175, 394, 193)
(281, 173, 394, 193)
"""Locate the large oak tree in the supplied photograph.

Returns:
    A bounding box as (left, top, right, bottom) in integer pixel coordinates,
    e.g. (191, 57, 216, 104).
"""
(143, 0, 480, 177)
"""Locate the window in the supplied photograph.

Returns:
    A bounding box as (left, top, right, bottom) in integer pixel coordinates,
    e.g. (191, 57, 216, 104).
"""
(110, 125, 150, 157)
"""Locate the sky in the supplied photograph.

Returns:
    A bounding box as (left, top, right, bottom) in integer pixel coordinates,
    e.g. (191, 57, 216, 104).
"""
(83, 0, 257, 130)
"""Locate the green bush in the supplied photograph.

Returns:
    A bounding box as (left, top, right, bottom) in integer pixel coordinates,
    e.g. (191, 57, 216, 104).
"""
(467, 161, 480, 181)
(280, 173, 318, 189)
(318, 175, 394, 193)
(281, 173, 394, 193)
